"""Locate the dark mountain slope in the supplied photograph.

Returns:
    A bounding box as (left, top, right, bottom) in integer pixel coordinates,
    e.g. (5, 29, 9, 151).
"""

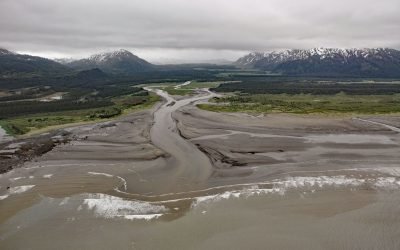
(0, 48, 69, 76)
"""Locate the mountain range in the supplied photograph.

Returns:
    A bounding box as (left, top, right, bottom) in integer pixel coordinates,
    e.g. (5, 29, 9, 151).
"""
(2, 47, 400, 78)
(0, 48, 154, 77)
(236, 48, 400, 77)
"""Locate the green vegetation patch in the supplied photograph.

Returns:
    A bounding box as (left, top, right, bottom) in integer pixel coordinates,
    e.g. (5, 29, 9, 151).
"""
(213, 81, 400, 95)
(0, 91, 161, 135)
(121, 92, 160, 113)
(0, 115, 82, 135)
(198, 93, 400, 115)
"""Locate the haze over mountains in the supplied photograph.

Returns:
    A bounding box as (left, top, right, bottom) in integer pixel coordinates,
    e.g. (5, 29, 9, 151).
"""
(236, 48, 400, 77)
(2, 47, 400, 77)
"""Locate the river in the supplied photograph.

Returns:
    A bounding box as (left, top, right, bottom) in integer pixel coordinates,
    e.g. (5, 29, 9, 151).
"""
(144, 87, 217, 191)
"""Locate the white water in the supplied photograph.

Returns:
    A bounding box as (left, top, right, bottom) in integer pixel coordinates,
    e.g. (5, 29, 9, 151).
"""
(83, 193, 168, 220)
(0, 185, 35, 200)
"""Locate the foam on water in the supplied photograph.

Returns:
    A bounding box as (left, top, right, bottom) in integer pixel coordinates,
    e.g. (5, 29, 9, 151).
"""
(58, 174, 400, 221)
(192, 175, 400, 207)
(83, 193, 168, 220)
(10, 177, 25, 182)
(116, 176, 128, 191)
(0, 185, 35, 200)
(279, 176, 366, 189)
(372, 167, 400, 177)
(374, 177, 400, 188)
(123, 214, 163, 221)
(88, 171, 127, 191)
(88, 172, 114, 178)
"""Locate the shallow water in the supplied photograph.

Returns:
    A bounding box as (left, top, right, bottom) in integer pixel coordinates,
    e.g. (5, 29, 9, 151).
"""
(1, 187, 400, 250)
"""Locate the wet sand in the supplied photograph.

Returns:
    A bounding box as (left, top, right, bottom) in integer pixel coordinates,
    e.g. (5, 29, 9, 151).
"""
(175, 107, 400, 185)
(1, 87, 400, 249)
(0, 126, 13, 143)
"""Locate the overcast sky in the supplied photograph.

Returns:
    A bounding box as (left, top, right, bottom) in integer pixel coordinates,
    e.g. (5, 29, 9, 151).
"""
(1, 0, 399, 63)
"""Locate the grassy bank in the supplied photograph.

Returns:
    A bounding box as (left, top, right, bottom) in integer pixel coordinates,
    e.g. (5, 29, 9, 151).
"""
(198, 93, 400, 115)
(0, 93, 160, 136)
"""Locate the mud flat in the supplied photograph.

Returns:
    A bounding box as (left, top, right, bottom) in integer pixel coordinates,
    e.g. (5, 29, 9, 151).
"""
(0, 107, 167, 222)
(175, 107, 400, 185)
(1, 87, 400, 249)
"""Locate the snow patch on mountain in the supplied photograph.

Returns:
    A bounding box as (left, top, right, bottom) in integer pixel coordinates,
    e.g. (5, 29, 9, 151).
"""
(237, 48, 397, 66)
(88, 49, 135, 64)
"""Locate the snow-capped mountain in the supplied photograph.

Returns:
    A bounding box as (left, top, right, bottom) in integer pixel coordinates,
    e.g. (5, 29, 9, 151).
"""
(67, 49, 153, 75)
(236, 48, 400, 77)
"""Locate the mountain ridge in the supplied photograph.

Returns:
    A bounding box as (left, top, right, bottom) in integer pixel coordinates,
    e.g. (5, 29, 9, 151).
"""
(0, 48, 69, 76)
(66, 49, 154, 75)
(236, 48, 400, 77)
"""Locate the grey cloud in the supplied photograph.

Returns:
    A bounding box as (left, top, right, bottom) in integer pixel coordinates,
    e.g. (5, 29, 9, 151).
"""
(1, 0, 399, 62)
